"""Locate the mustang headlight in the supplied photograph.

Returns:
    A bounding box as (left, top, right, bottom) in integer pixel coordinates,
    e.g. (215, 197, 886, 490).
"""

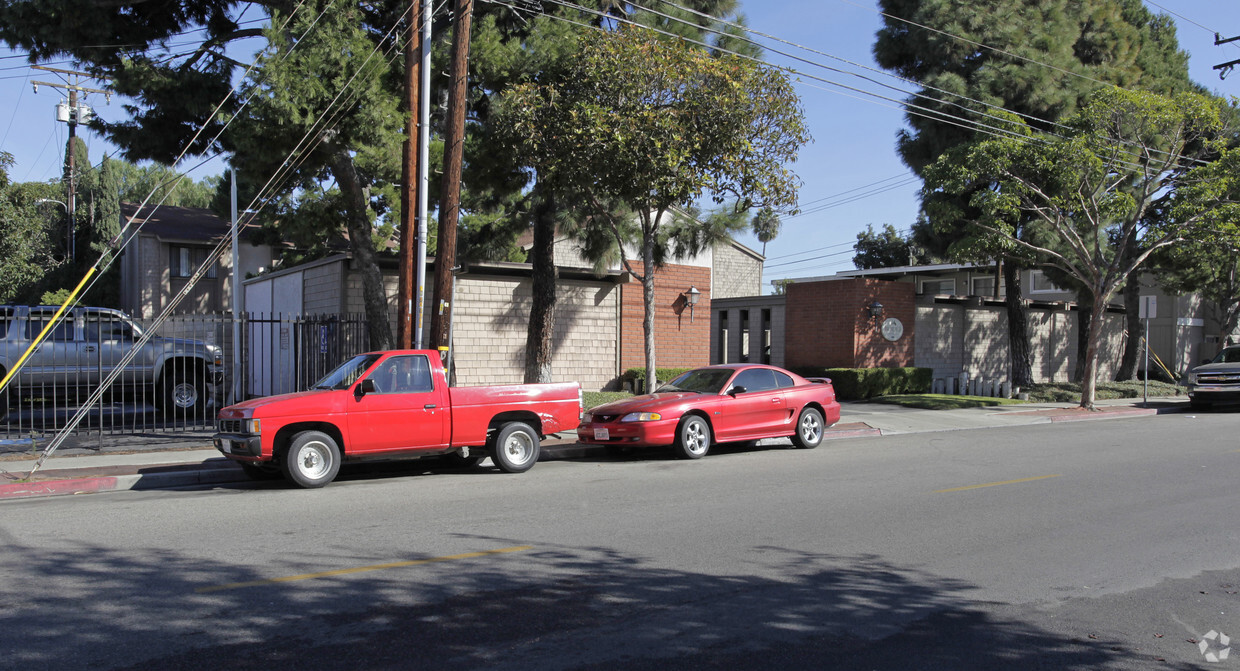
(581, 413, 593, 424)
(621, 412, 662, 422)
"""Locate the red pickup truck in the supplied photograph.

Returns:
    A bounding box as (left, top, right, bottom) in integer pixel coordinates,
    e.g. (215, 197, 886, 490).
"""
(212, 350, 582, 488)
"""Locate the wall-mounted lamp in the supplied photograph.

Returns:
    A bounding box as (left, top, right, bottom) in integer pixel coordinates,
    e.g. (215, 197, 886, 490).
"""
(867, 300, 884, 324)
(685, 286, 701, 322)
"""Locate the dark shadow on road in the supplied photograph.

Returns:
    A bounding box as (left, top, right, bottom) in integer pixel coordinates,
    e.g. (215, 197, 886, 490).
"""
(0, 531, 1200, 670)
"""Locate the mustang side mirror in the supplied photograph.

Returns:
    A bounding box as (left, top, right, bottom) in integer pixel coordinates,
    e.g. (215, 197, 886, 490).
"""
(728, 385, 747, 397)
(357, 378, 377, 397)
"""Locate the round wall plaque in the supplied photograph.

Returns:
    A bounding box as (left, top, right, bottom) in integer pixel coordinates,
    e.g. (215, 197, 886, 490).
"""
(881, 317, 903, 342)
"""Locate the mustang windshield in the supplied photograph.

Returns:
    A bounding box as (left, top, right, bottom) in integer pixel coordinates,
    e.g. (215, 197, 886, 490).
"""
(658, 368, 735, 394)
(313, 353, 383, 390)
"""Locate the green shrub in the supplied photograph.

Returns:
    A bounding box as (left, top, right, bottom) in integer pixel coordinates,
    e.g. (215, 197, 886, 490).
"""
(791, 366, 933, 400)
(621, 367, 696, 393)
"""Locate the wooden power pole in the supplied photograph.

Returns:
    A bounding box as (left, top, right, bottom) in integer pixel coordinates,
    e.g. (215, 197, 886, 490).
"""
(430, 0, 473, 353)
(397, 0, 424, 349)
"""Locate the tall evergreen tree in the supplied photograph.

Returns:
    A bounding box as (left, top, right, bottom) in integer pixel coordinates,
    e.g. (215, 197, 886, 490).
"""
(874, 0, 1195, 387)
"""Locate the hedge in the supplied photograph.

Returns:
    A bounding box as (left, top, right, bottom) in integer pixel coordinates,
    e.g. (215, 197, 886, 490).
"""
(621, 367, 696, 393)
(790, 366, 933, 400)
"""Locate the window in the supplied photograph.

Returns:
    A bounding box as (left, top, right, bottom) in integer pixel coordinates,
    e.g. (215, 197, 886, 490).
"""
(730, 368, 778, 394)
(27, 311, 75, 341)
(371, 355, 434, 394)
(170, 245, 218, 280)
(774, 371, 794, 389)
(84, 312, 135, 341)
(1029, 270, 1061, 294)
(920, 278, 956, 296)
(971, 277, 996, 297)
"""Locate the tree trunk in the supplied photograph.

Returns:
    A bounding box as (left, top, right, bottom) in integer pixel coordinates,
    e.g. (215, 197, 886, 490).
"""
(1072, 296, 1093, 383)
(523, 191, 557, 384)
(1115, 278, 1141, 380)
(1079, 299, 1108, 410)
(1003, 261, 1034, 388)
(331, 148, 393, 351)
(642, 230, 657, 394)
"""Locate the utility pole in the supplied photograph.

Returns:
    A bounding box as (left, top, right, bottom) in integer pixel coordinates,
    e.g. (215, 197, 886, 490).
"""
(31, 66, 111, 262)
(430, 0, 473, 354)
(1214, 33, 1240, 79)
(397, 0, 425, 349)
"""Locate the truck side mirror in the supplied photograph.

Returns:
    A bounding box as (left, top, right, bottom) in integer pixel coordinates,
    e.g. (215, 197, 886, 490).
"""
(357, 378, 377, 397)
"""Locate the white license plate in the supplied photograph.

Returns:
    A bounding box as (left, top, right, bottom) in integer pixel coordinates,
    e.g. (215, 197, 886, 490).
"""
(594, 428, 610, 441)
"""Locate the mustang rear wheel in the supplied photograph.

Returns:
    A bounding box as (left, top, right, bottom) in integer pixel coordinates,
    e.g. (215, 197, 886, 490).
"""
(673, 415, 711, 459)
(791, 407, 824, 449)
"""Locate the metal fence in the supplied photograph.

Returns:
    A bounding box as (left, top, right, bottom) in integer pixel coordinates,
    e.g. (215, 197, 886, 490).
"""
(0, 312, 370, 451)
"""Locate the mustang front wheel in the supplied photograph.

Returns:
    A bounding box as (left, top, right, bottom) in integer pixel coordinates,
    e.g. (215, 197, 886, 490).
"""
(673, 415, 711, 460)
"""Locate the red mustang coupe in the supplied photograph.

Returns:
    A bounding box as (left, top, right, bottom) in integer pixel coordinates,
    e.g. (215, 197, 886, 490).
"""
(577, 364, 841, 459)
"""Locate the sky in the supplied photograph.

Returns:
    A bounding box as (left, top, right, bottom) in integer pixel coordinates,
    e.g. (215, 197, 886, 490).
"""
(1, 1, 1239, 293)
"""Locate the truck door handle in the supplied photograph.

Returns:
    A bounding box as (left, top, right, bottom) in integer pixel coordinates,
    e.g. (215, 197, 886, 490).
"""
(424, 404, 436, 410)
(84, 345, 97, 353)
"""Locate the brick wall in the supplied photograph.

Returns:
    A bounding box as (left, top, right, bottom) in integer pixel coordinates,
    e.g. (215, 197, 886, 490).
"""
(620, 262, 712, 372)
(303, 263, 344, 315)
(785, 278, 915, 369)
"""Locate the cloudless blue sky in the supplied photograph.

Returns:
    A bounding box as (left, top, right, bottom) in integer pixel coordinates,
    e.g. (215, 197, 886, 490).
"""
(1, 1, 1238, 292)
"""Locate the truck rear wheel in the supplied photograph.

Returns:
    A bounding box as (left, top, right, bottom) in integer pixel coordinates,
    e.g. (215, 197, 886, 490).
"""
(491, 422, 540, 473)
(282, 431, 341, 488)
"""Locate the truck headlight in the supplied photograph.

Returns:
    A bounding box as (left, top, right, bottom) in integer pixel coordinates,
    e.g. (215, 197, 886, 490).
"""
(1187, 372, 1198, 385)
(621, 412, 662, 422)
(245, 418, 261, 435)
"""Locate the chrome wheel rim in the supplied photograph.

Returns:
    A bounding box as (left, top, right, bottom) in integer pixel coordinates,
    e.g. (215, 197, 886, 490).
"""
(800, 413, 821, 443)
(502, 431, 534, 465)
(684, 420, 709, 455)
(172, 382, 199, 408)
(295, 441, 333, 480)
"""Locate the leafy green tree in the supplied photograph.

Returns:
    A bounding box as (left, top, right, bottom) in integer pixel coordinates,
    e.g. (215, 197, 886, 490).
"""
(875, 0, 1195, 387)
(0, 153, 63, 303)
(496, 25, 808, 389)
(923, 88, 1237, 409)
(853, 224, 912, 269)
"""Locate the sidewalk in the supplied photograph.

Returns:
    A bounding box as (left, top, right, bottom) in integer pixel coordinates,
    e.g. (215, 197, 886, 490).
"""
(0, 396, 1191, 500)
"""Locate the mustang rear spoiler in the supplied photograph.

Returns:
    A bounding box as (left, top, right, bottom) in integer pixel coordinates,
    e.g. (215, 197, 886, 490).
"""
(804, 377, 833, 384)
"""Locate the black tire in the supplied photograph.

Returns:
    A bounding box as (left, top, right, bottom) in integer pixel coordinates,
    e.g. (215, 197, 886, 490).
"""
(239, 461, 283, 481)
(791, 407, 825, 449)
(158, 368, 206, 415)
(491, 422, 540, 473)
(672, 415, 711, 460)
(443, 450, 487, 469)
(281, 430, 342, 488)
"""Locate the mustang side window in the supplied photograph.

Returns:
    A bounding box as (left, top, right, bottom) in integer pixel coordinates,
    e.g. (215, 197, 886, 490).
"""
(730, 368, 778, 393)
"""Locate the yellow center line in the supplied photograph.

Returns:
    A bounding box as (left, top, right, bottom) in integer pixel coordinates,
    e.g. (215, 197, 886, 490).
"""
(196, 545, 533, 594)
(934, 474, 1062, 493)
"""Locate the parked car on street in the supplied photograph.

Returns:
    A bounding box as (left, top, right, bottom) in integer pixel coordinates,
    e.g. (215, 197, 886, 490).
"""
(213, 350, 583, 488)
(0, 305, 223, 415)
(1185, 346, 1240, 410)
(577, 364, 841, 459)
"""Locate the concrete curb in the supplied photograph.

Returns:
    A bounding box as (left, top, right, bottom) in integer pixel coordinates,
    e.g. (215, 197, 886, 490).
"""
(0, 404, 1179, 501)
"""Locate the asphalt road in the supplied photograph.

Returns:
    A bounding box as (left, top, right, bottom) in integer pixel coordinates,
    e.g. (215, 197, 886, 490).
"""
(0, 412, 1236, 670)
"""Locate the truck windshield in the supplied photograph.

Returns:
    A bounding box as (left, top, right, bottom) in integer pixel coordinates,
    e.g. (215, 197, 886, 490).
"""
(313, 353, 383, 390)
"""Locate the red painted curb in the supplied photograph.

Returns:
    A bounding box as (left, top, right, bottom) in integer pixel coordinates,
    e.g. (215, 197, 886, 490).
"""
(0, 476, 123, 499)
(1047, 408, 1157, 422)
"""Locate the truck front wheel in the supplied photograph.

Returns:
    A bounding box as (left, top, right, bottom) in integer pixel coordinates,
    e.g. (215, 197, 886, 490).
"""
(282, 431, 341, 488)
(491, 422, 540, 473)
(158, 369, 206, 415)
